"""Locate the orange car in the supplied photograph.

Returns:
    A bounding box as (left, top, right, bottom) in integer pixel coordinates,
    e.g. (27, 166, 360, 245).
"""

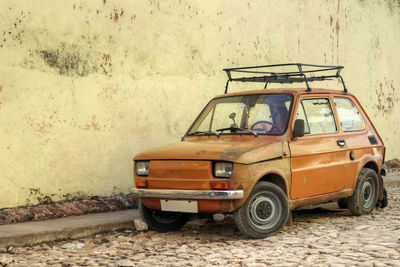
(131, 63, 388, 238)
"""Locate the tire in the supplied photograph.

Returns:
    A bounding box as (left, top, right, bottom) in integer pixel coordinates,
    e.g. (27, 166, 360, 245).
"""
(347, 168, 379, 216)
(138, 200, 190, 232)
(338, 198, 348, 209)
(234, 182, 289, 238)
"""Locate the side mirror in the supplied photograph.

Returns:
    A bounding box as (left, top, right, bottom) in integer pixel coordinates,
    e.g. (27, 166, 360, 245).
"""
(292, 119, 304, 140)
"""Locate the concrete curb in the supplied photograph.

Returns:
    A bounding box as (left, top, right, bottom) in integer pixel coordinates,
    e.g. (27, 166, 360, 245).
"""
(0, 209, 139, 249)
(383, 173, 400, 187)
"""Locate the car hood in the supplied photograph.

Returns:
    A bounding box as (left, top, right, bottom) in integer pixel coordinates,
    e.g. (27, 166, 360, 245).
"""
(134, 137, 284, 164)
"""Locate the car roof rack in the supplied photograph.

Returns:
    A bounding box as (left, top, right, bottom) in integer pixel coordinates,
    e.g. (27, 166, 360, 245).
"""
(223, 63, 347, 94)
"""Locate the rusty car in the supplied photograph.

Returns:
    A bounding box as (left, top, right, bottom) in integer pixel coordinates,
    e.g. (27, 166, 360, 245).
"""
(131, 63, 388, 238)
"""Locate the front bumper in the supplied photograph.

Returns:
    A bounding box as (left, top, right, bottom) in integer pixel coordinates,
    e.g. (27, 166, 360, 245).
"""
(130, 188, 244, 200)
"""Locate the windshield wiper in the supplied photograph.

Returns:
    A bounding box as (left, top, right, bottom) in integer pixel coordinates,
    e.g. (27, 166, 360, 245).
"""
(216, 126, 258, 137)
(188, 131, 220, 137)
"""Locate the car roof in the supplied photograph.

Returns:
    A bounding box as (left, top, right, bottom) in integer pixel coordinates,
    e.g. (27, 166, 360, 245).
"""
(213, 88, 352, 99)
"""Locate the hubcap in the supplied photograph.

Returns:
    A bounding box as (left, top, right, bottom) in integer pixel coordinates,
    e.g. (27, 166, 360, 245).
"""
(361, 178, 375, 210)
(248, 192, 282, 230)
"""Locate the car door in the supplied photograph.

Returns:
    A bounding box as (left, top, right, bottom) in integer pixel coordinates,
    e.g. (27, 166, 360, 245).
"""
(333, 96, 379, 189)
(289, 96, 348, 199)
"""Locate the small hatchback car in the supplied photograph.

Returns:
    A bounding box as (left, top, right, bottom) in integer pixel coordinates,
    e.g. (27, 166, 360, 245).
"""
(131, 63, 388, 238)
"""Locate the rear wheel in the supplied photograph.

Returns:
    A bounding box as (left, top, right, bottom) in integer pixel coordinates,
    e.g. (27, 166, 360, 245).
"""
(338, 198, 348, 209)
(234, 182, 289, 238)
(139, 200, 189, 232)
(347, 168, 379, 216)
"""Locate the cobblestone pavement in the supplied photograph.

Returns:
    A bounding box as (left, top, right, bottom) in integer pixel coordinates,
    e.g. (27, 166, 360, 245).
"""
(1, 187, 400, 267)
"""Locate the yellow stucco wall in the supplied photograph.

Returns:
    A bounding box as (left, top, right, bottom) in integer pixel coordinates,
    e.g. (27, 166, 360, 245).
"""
(0, 0, 399, 209)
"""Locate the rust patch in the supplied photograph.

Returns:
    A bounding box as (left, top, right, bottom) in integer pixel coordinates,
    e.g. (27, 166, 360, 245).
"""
(111, 8, 124, 23)
(130, 15, 136, 23)
(113, 11, 119, 23)
(80, 115, 105, 131)
(335, 20, 340, 34)
(25, 116, 53, 135)
(98, 85, 119, 100)
(374, 80, 398, 114)
(336, 19, 340, 64)
(374, 36, 382, 59)
(219, 146, 258, 162)
(297, 37, 300, 53)
(24, 111, 59, 137)
(91, 115, 101, 131)
(335, 0, 340, 64)
(0, 84, 2, 92)
(375, 36, 380, 48)
(0, 14, 26, 47)
(100, 53, 112, 76)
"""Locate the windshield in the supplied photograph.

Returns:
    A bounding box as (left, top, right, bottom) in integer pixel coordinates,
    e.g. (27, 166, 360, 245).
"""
(188, 94, 293, 136)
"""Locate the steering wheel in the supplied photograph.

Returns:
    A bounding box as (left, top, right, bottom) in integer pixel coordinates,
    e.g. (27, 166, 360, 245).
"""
(251, 120, 282, 134)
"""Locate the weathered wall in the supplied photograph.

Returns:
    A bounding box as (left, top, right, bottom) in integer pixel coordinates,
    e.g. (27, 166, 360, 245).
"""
(0, 0, 399, 208)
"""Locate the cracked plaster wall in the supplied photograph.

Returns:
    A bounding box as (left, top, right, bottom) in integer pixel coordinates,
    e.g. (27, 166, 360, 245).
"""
(0, 0, 399, 208)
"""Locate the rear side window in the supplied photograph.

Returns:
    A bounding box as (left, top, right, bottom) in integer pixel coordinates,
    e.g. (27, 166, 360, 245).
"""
(296, 98, 337, 135)
(334, 97, 366, 132)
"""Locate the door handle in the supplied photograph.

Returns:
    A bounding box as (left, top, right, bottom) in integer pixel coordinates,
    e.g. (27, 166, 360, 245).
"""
(337, 140, 346, 146)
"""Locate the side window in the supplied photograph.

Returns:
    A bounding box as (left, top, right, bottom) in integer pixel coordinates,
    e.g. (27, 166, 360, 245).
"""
(295, 101, 310, 134)
(297, 98, 337, 135)
(334, 97, 366, 132)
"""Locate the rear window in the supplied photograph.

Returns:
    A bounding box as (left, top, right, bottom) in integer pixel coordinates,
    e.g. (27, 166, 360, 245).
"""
(334, 97, 366, 132)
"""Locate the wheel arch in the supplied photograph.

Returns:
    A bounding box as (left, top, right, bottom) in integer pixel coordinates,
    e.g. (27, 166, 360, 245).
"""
(257, 172, 288, 197)
(360, 160, 384, 201)
(362, 161, 379, 174)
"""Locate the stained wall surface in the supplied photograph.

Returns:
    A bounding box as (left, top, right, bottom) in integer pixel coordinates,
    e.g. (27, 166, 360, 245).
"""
(0, 0, 399, 208)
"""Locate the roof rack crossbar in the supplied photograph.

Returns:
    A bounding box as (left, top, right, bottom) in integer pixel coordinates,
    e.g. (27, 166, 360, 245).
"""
(228, 67, 339, 76)
(223, 63, 347, 94)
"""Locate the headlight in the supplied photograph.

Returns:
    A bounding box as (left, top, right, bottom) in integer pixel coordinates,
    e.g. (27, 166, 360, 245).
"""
(136, 161, 149, 176)
(213, 162, 233, 178)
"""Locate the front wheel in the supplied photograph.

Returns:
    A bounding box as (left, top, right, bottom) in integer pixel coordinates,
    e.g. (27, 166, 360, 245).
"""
(138, 200, 189, 232)
(234, 182, 289, 238)
(347, 168, 379, 216)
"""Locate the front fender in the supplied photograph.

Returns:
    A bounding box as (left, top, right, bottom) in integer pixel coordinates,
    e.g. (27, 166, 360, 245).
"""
(231, 158, 291, 210)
